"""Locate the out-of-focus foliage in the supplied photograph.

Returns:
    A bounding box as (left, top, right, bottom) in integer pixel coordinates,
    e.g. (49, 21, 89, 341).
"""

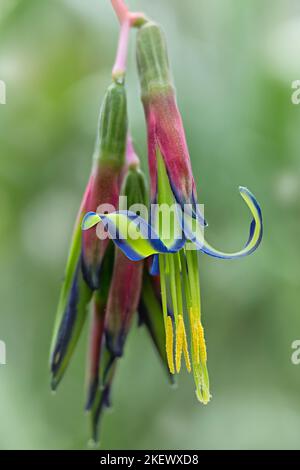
(0, 0, 300, 449)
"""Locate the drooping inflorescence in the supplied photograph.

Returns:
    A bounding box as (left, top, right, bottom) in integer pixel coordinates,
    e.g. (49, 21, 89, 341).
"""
(50, 0, 263, 442)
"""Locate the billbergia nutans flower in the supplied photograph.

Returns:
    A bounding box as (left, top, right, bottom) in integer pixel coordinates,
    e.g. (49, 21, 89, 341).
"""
(49, 79, 127, 391)
(50, 72, 171, 439)
(51, 0, 263, 442)
(82, 20, 263, 404)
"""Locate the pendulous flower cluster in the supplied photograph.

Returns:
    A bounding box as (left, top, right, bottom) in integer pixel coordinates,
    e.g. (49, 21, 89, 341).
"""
(50, 0, 263, 442)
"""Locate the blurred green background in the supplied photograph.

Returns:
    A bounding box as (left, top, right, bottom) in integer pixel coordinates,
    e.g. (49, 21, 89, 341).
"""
(0, 0, 300, 450)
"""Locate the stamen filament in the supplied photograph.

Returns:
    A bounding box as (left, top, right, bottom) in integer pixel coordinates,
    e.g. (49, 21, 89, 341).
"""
(164, 255, 170, 274)
(174, 253, 183, 314)
(168, 255, 178, 323)
(182, 331, 192, 373)
(185, 248, 210, 403)
(158, 219, 209, 396)
(159, 254, 168, 329)
(176, 314, 191, 373)
(190, 308, 200, 364)
(180, 250, 192, 310)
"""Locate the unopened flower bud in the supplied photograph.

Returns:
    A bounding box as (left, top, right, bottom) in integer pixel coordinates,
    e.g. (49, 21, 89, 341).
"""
(136, 21, 173, 99)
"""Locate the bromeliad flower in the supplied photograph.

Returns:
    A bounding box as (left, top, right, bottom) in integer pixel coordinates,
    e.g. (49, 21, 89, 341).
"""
(51, 0, 263, 442)
(81, 82, 128, 290)
(50, 75, 172, 439)
(51, 2, 173, 442)
(82, 19, 263, 404)
(50, 79, 127, 390)
(87, 161, 142, 439)
(86, 143, 172, 442)
(82, 184, 262, 404)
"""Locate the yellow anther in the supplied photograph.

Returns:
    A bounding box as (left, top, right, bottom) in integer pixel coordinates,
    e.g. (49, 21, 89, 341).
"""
(166, 316, 175, 374)
(198, 321, 207, 364)
(175, 315, 184, 373)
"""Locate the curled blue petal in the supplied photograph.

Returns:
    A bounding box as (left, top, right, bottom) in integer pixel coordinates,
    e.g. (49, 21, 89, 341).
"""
(82, 212, 101, 231)
(198, 187, 263, 259)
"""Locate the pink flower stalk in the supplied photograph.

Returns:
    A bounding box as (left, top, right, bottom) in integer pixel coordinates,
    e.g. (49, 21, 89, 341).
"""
(111, 0, 146, 82)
